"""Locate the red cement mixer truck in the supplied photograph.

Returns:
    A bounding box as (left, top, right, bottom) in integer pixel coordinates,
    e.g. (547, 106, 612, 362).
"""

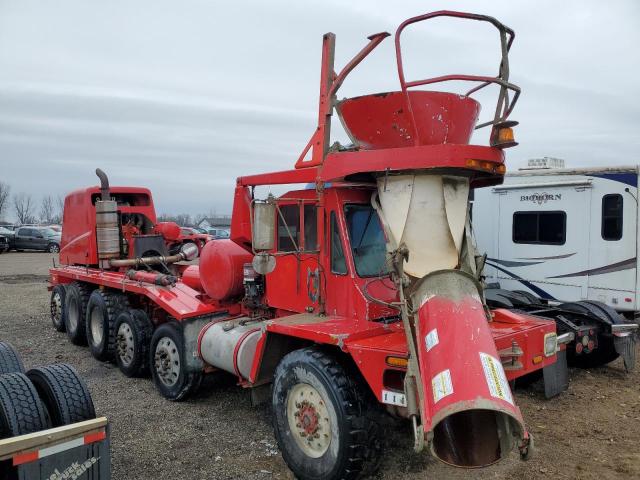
(47, 11, 582, 479)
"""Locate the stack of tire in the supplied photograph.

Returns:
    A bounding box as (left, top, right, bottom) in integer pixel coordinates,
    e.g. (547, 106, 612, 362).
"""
(0, 341, 96, 443)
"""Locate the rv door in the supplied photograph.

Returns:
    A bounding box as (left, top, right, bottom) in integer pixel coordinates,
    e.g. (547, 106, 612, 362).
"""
(491, 182, 592, 302)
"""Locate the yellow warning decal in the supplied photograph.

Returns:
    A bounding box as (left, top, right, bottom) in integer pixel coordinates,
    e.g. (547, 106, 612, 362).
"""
(431, 369, 453, 404)
(479, 352, 514, 405)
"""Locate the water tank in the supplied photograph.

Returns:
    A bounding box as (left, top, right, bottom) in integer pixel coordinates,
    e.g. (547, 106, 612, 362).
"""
(199, 239, 253, 301)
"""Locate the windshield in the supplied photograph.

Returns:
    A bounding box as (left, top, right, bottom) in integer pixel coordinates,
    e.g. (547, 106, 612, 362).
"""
(344, 204, 388, 277)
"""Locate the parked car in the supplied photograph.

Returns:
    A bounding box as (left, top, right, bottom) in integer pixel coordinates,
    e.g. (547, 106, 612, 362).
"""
(206, 227, 230, 239)
(0, 226, 15, 250)
(13, 226, 61, 253)
(0, 235, 9, 253)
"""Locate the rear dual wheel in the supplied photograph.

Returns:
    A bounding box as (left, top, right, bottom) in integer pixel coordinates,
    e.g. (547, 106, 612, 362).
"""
(0, 373, 49, 440)
(150, 323, 201, 401)
(114, 309, 153, 377)
(64, 282, 92, 345)
(85, 290, 130, 362)
(50, 285, 66, 332)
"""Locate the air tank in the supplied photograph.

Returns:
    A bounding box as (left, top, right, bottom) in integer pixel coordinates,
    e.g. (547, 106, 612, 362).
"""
(199, 239, 253, 301)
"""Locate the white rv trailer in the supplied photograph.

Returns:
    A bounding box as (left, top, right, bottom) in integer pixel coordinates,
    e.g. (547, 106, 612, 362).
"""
(473, 165, 639, 318)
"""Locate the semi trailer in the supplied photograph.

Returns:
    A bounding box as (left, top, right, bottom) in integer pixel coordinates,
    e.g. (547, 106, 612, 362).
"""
(47, 11, 575, 479)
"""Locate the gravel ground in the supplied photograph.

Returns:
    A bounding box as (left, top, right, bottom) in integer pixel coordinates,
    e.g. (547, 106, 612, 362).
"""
(1, 252, 639, 480)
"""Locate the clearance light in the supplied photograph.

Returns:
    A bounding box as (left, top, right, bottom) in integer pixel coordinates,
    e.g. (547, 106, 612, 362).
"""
(385, 356, 408, 368)
(465, 159, 505, 174)
(491, 120, 519, 149)
(532, 355, 543, 365)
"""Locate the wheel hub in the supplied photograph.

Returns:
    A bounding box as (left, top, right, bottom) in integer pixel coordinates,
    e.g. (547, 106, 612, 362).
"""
(51, 293, 62, 323)
(287, 383, 332, 458)
(154, 338, 180, 387)
(116, 323, 135, 366)
(90, 309, 104, 346)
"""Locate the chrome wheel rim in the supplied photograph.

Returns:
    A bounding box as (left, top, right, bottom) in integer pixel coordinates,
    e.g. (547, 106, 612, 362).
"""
(287, 383, 332, 458)
(116, 322, 135, 366)
(51, 292, 62, 324)
(67, 297, 79, 331)
(154, 337, 180, 387)
(49, 244, 60, 253)
(90, 309, 104, 346)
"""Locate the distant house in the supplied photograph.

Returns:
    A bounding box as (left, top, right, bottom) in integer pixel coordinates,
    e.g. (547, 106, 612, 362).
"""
(198, 216, 231, 230)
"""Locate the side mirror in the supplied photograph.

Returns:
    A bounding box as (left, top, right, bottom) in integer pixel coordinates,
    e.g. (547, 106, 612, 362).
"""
(252, 201, 276, 251)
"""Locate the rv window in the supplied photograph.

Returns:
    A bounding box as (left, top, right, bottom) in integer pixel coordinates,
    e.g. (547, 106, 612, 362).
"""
(277, 204, 299, 252)
(330, 212, 347, 274)
(602, 194, 623, 241)
(513, 211, 566, 245)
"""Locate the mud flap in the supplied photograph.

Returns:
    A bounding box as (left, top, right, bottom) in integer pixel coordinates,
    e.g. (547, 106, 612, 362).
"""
(614, 335, 636, 372)
(543, 349, 569, 399)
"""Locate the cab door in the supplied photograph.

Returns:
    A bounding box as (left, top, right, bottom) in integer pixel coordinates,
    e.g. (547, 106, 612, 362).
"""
(265, 200, 322, 314)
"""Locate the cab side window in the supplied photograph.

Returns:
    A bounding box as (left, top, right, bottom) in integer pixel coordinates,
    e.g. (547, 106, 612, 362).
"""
(330, 212, 347, 274)
(277, 204, 300, 252)
(303, 204, 318, 251)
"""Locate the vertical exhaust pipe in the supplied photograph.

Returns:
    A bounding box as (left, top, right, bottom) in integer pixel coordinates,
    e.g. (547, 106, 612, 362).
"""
(94, 168, 120, 261)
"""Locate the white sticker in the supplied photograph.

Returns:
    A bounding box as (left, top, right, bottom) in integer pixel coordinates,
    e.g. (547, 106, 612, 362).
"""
(479, 352, 514, 405)
(382, 390, 407, 407)
(431, 369, 453, 404)
(425, 329, 439, 352)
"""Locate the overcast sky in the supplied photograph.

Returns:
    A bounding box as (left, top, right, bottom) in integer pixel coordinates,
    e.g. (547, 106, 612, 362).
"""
(0, 0, 638, 219)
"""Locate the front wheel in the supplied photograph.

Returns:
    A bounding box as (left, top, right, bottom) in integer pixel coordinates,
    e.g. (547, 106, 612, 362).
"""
(150, 323, 201, 401)
(272, 347, 382, 480)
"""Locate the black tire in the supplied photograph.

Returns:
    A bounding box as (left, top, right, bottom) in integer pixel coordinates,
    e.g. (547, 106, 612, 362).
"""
(150, 323, 201, 401)
(64, 282, 92, 345)
(85, 290, 130, 362)
(272, 347, 382, 480)
(0, 342, 24, 375)
(26, 364, 96, 428)
(0, 342, 25, 374)
(114, 309, 153, 377)
(47, 243, 60, 253)
(513, 290, 540, 305)
(559, 301, 620, 367)
(0, 373, 49, 440)
(50, 285, 67, 332)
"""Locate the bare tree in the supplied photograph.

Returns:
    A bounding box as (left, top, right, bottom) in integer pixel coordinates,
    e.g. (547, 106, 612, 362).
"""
(0, 181, 10, 219)
(40, 195, 55, 224)
(13, 193, 36, 224)
(55, 195, 65, 223)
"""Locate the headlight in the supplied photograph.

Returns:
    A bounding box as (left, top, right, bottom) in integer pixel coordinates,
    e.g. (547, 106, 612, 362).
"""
(543, 332, 558, 357)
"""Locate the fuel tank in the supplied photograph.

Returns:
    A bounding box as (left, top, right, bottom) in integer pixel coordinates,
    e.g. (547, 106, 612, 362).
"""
(198, 318, 264, 379)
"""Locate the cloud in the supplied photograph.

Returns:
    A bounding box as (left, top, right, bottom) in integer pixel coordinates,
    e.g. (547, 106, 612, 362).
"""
(0, 0, 638, 219)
